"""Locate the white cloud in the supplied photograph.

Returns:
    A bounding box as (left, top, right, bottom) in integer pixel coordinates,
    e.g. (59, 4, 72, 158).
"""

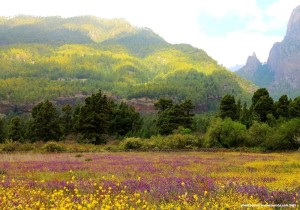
(264, 0, 300, 31)
(194, 31, 282, 67)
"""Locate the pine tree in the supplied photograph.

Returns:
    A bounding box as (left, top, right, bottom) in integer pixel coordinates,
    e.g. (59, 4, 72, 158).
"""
(274, 95, 290, 119)
(0, 118, 5, 143)
(251, 88, 274, 122)
(219, 94, 237, 120)
(7, 116, 24, 141)
(154, 98, 173, 112)
(236, 99, 242, 120)
(289, 96, 300, 118)
(61, 104, 73, 135)
(155, 99, 194, 135)
(240, 102, 251, 128)
(110, 102, 141, 136)
(78, 90, 113, 144)
(32, 100, 62, 141)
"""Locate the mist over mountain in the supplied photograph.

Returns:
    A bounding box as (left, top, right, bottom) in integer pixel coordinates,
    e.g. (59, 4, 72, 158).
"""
(228, 64, 243, 72)
(0, 15, 255, 113)
(237, 5, 300, 98)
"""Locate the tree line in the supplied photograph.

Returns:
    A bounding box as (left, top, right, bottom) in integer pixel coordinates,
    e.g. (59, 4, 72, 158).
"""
(205, 88, 300, 150)
(1, 88, 299, 151)
(219, 88, 300, 125)
(0, 90, 141, 144)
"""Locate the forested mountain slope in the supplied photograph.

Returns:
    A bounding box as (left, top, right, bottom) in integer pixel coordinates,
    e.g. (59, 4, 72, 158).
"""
(0, 16, 256, 113)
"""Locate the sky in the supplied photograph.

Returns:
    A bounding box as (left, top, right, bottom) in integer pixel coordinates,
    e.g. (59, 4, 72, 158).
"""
(1, 0, 300, 68)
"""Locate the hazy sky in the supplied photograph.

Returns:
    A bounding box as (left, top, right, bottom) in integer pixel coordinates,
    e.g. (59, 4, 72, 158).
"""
(1, 0, 300, 67)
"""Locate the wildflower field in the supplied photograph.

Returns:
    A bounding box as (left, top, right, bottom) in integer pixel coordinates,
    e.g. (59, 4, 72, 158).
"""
(0, 152, 299, 209)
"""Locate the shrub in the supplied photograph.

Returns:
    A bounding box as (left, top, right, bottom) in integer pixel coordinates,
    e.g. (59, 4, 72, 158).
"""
(245, 121, 272, 147)
(264, 118, 300, 150)
(85, 158, 93, 162)
(75, 154, 83, 158)
(164, 134, 199, 149)
(42, 142, 67, 153)
(103, 145, 120, 152)
(1, 141, 22, 152)
(19, 143, 36, 152)
(120, 138, 144, 150)
(148, 134, 199, 150)
(204, 118, 247, 148)
(174, 126, 192, 135)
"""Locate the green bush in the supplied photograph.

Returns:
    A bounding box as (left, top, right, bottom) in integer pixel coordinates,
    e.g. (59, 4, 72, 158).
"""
(204, 118, 247, 148)
(19, 143, 36, 152)
(264, 118, 300, 150)
(164, 134, 199, 149)
(148, 134, 199, 150)
(1, 141, 22, 152)
(245, 121, 272, 147)
(120, 138, 145, 150)
(42, 142, 67, 153)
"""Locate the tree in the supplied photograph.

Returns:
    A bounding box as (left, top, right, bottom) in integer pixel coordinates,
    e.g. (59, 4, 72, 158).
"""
(7, 116, 24, 142)
(240, 102, 251, 128)
(251, 88, 274, 122)
(264, 118, 300, 150)
(155, 100, 194, 135)
(156, 106, 182, 135)
(110, 102, 141, 136)
(0, 118, 5, 143)
(180, 99, 195, 116)
(32, 100, 62, 141)
(61, 104, 73, 135)
(236, 99, 242, 120)
(219, 94, 237, 120)
(154, 98, 173, 112)
(274, 95, 290, 119)
(289, 96, 300, 118)
(251, 88, 269, 105)
(204, 117, 246, 148)
(72, 104, 81, 133)
(78, 90, 113, 144)
(245, 121, 272, 147)
(253, 95, 274, 122)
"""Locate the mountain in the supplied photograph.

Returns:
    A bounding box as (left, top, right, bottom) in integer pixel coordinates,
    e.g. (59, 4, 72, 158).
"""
(237, 5, 300, 98)
(228, 64, 243, 72)
(0, 16, 255, 113)
(0, 15, 135, 45)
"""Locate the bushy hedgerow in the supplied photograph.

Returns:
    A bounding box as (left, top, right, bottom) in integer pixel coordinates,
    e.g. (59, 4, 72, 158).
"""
(118, 134, 200, 151)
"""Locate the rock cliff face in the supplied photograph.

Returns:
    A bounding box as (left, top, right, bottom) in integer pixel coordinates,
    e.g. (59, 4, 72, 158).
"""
(237, 53, 262, 81)
(237, 5, 300, 98)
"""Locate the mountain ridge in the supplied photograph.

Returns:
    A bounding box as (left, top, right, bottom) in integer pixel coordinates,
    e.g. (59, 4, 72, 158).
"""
(237, 5, 300, 98)
(0, 15, 256, 113)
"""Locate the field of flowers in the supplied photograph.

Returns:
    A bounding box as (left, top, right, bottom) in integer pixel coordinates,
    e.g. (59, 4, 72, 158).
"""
(0, 151, 299, 209)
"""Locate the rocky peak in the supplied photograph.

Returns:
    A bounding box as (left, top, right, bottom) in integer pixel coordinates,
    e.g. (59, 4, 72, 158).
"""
(286, 5, 300, 39)
(237, 5, 300, 98)
(244, 52, 261, 72)
(267, 5, 300, 82)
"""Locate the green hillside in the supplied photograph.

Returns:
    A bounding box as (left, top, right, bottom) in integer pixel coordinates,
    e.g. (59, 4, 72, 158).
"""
(0, 16, 256, 111)
(0, 15, 134, 45)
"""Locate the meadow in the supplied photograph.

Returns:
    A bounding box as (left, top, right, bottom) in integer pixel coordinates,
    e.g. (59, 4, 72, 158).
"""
(0, 151, 299, 209)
